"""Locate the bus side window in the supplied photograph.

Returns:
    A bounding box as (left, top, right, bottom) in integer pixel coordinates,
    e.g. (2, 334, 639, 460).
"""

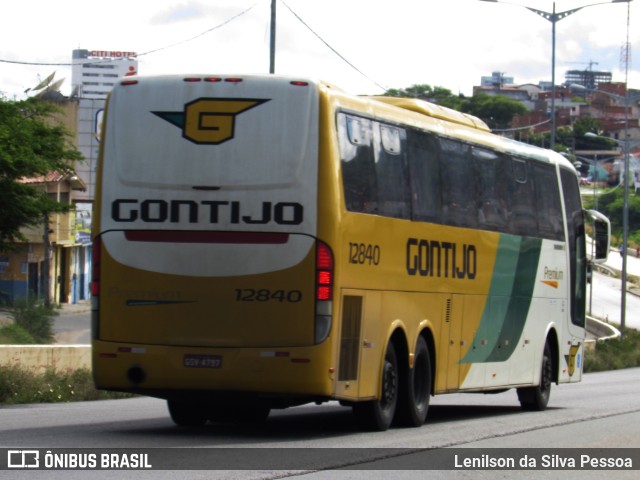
(509, 157, 538, 237)
(473, 148, 509, 232)
(532, 163, 564, 241)
(374, 124, 410, 219)
(407, 130, 442, 224)
(439, 138, 478, 229)
(338, 114, 378, 214)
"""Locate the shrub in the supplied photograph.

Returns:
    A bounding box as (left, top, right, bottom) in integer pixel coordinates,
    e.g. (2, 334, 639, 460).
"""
(0, 323, 36, 344)
(10, 297, 57, 343)
(584, 328, 640, 373)
(0, 366, 134, 404)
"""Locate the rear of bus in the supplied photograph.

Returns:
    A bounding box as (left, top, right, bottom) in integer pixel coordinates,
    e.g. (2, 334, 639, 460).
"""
(91, 75, 335, 415)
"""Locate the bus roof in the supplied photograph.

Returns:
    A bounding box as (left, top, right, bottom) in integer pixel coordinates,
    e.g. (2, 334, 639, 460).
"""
(369, 96, 491, 132)
(356, 94, 576, 173)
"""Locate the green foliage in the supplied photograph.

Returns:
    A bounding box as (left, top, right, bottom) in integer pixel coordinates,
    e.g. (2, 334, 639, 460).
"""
(0, 323, 36, 344)
(384, 84, 464, 110)
(593, 188, 640, 242)
(460, 93, 528, 130)
(572, 117, 613, 150)
(0, 97, 83, 250)
(0, 366, 134, 404)
(584, 328, 640, 372)
(8, 297, 57, 343)
(384, 84, 528, 131)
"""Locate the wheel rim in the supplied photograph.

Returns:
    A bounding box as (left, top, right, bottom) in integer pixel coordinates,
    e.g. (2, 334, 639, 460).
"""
(381, 359, 397, 409)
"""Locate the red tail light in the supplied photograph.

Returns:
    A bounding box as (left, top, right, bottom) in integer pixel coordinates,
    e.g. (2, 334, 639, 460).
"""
(91, 237, 101, 297)
(316, 242, 333, 301)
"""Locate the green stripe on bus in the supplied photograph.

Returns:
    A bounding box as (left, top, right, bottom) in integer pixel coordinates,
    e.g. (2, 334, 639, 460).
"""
(462, 235, 542, 364)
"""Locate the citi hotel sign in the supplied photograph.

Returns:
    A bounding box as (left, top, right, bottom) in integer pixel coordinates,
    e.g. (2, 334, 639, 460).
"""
(89, 50, 137, 58)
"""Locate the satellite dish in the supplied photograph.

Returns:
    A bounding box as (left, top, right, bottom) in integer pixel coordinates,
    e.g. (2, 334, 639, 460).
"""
(34, 78, 65, 99)
(33, 71, 56, 91)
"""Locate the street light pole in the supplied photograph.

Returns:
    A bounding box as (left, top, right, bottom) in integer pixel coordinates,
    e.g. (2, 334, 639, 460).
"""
(479, 0, 633, 150)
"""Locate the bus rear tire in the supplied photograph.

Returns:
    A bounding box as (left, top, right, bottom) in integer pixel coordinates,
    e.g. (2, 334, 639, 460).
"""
(167, 400, 208, 427)
(395, 336, 431, 427)
(518, 342, 553, 411)
(352, 342, 399, 431)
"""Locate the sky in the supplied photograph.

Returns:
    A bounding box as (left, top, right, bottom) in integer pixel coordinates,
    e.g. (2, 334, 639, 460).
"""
(1, 0, 639, 100)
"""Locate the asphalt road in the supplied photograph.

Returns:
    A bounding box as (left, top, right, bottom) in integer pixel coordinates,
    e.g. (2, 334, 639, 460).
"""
(1, 368, 639, 479)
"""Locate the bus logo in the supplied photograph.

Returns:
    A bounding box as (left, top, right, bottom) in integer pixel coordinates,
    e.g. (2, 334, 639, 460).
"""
(152, 98, 269, 145)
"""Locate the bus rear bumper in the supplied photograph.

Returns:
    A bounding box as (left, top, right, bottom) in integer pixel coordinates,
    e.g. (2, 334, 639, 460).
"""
(92, 340, 335, 401)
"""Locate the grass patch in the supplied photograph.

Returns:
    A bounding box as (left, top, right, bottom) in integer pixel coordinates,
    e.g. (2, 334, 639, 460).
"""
(0, 366, 134, 404)
(0, 297, 57, 344)
(584, 328, 640, 373)
(0, 323, 36, 344)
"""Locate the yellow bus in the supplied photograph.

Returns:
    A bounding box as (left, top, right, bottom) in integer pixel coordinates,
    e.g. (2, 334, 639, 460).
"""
(91, 74, 610, 430)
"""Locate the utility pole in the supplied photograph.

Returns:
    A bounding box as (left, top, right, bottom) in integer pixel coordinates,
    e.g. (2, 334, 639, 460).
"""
(270, 0, 276, 73)
(42, 214, 51, 308)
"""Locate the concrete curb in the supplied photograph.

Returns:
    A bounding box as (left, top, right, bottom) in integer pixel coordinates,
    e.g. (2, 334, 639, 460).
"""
(0, 345, 91, 373)
(0, 301, 92, 373)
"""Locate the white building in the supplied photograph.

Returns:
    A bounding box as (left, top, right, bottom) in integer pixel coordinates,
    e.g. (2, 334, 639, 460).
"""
(71, 49, 138, 201)
(71, 49, 137, 99)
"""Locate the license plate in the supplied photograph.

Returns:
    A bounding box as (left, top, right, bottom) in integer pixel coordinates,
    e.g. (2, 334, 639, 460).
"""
(183, 354, 223, 369)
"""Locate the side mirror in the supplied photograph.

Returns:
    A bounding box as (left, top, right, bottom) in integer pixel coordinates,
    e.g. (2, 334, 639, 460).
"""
(586, 210, 611, 263)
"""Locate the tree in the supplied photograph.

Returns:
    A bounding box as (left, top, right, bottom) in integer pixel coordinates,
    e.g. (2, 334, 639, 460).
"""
(384, 84, 464, 110)
(460, 93, 528, 130)
(384, 85, 528, 129)
(572, 117, 616, 151)
(0, 97, 82, 250)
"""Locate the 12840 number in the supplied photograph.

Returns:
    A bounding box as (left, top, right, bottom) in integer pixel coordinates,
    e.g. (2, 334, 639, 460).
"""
(349, 242, 381, 265)
(235, 289, 302, 303)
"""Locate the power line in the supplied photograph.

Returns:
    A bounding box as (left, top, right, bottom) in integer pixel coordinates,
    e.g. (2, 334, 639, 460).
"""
(492, 118, 551, 133)
(0, 2, 258, 67)
(137, 2, 258, 58)
(279, 0, 387, 91)
(3, 0, 388, 92)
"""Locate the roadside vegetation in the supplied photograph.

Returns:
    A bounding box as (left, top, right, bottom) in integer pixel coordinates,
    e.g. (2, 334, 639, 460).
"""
(584, 327, 640, 373)
(0, 366, 133, 404)
(0, 297, 57, 344)
(0, 297, 133, 403)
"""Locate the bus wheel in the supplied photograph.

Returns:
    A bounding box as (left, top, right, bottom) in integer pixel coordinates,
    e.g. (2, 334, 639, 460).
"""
(167, 400, 208, 427)
(518, 342, 553, 411)
(353, 342, 399, 431)
(396, 336, 431, 427)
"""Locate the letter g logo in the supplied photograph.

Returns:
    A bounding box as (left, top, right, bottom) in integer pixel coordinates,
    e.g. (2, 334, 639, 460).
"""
(153, 98, 269, 145)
